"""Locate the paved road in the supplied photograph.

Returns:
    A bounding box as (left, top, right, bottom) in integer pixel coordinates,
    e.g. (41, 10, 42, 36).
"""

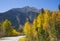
(0, 36, 25, 41)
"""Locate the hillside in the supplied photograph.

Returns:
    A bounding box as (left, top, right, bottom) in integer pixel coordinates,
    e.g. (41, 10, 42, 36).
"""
(0, 6, 43, 29)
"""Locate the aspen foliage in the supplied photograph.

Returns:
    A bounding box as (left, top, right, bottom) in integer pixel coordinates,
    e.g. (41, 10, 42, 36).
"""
(0, 19, 20, 36)
(32, 19, 38, 38)
(24, 20, 34, 41)
(23, 9, 60, 41)
(56, 11, 60, 37)
(49, 11, 57, 41)
(43, 9, 50, 30)
(24, 21, 31, 36)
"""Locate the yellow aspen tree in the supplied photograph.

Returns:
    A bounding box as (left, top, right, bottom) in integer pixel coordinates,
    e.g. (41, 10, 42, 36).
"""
(24, 21, 31, 36)
(49, 11, 57, 41)
(43, 9, 50, 30)
(56, 11, 60, 38)
(33, 12, 44, 41)
(43, 9, 51, 41)
(2, 19, 12, 36)
(33, 19, 38, 38)
(12, 29, 20, 36)
(24, 19, 33, 41)
(37, 10, 50, 41)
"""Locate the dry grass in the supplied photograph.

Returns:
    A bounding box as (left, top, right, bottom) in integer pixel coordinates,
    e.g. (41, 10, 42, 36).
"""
(19, 37, 26, 41)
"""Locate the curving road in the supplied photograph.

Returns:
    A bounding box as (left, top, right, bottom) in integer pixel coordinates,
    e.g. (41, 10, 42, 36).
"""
(0, 36, 25, 41)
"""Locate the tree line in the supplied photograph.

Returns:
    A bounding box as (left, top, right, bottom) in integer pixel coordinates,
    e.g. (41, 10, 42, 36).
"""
(24, 9, 60, 41)
(0, 19, 20, 37)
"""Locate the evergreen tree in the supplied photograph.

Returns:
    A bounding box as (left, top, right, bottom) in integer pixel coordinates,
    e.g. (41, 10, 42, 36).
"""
(58, 4, 60, 10)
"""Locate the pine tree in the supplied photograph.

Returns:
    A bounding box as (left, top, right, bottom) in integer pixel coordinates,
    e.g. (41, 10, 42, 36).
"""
(58, 4, 60, 11)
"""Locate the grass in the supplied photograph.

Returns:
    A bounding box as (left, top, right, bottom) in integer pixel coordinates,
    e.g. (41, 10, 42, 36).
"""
(19, 37, 26, 41)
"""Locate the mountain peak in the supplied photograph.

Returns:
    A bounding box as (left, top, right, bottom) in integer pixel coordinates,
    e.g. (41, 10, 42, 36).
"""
(5, 6, 40, 13)
(22, 6, 30, 8)
(22, 6, 40, 12)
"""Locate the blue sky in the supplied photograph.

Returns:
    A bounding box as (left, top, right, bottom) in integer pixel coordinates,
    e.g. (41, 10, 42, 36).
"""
(0, 0, 60, 12)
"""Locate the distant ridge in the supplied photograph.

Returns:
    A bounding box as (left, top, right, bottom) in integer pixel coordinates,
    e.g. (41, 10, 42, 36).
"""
(0, 6, 44, 29)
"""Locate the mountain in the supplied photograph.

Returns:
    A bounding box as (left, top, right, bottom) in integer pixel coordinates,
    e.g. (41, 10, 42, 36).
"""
(0, 6, 43, 29)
